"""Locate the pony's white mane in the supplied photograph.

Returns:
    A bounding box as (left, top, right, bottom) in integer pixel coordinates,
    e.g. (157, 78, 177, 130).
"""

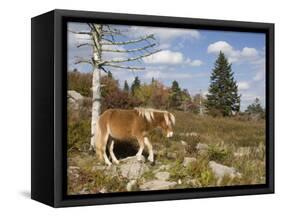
(134, 107, 175, 126)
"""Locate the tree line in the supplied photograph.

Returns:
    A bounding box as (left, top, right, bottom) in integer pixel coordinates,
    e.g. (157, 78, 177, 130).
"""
(68, 70, 203, 114)
(68, 51, 265, 118)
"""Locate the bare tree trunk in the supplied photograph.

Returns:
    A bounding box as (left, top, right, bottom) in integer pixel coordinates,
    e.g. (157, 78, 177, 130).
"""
(90, 25, 102, 150)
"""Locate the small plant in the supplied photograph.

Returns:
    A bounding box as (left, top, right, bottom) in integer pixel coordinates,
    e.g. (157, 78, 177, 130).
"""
(207, 144, 231, 163)
(185, 135, 201, 155)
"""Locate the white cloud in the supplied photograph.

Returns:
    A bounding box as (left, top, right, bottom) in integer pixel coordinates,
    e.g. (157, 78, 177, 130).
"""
(207, 41, 260, 63)
(241, 47, 258, 58)
(207, 41, 234, 55)
(129, 26, 200, 42)
(238, 81, 250, 90)
(144, 50, 203, 66)
(186, 58, 203, 66)
(144, 70, 201, 80)
(144, 50, 184, 64)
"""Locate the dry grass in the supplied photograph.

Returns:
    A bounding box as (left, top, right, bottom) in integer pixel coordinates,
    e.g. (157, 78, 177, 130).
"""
(67, 110, 266, 194)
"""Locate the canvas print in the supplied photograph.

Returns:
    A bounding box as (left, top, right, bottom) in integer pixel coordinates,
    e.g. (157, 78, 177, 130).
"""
(67, 22, 266, 195)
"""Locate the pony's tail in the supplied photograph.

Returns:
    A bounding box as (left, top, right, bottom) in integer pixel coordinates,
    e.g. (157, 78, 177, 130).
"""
(94, 119, 103, 161)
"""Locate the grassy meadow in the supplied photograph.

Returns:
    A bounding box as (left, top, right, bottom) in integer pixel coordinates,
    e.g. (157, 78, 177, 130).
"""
(67, 107, 265, 194)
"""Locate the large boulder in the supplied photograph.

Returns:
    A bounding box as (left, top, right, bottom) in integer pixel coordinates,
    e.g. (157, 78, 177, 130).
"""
(209, 161, 241, 183)
(119, 156, 149, 180)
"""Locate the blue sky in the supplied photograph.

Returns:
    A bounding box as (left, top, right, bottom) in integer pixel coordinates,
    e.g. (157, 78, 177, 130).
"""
(68, 22, 266, 111)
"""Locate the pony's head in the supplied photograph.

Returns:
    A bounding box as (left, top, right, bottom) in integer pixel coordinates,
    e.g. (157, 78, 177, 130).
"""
(135, 108, 176, 138)
(159, 112, 176, 138)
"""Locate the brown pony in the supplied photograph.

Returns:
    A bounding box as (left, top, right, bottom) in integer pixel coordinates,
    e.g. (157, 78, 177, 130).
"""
(94, 108, 176, 166)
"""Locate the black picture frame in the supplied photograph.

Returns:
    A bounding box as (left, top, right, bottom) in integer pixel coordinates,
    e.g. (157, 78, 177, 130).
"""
(31, 9, 274, 207)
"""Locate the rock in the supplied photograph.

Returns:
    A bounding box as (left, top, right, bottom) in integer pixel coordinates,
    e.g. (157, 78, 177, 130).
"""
(119, 156, 148, 179)
(68, 90, 84, 110)
(155, 171, 170, 181)
(183, 157, 196, 167)
(126, 180, 137, 191)
(196, 143, 208, 150)
(209, 161, 241, 182)
(181, 140, 187, 146)
(68, 90, 84, 101)
(140, 180, 177, 191)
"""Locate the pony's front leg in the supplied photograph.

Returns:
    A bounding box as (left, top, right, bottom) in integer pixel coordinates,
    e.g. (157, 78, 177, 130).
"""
(109, 140, 119, 164)
(136, 138, 145, 161)
(144, 137, 154, 163)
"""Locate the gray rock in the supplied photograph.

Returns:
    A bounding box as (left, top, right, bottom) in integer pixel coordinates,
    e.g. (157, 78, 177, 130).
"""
(126, 180, 137, 191)
(140, 180, 177, 191)
(68, 90, 84, 110)
(183, 157, 196, 167)
(209, 161, 241, 182)
(119, 156, 148, 179)
(155, 171, 170, 181)
(196, 143, 208, 150)
(68, 90, 84, 101)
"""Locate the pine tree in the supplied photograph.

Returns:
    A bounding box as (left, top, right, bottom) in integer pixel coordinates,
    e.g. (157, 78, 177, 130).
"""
(206, 52, 240, 116)
(131, 76, 141, 95)
(169, 80, 182, 108)
(123, 80, 130, 92)
(245, 98, 265, 117)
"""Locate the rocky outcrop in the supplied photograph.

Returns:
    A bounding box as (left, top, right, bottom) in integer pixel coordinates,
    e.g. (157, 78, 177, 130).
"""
(209, 161, 241, 183)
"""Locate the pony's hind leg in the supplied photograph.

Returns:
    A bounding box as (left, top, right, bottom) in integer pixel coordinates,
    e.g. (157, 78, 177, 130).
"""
(109, 140, 119, 164)
(136, 137, 145, 161)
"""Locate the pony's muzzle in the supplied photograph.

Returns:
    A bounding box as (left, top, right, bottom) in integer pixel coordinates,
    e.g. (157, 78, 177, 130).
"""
(166, 131, 173, 138)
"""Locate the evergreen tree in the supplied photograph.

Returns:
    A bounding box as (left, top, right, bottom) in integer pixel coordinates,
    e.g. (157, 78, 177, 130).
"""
(131, 76, 141, 95)
(206, 52, 240, 116)
(245, 98, 265, 117)
(123, 80, 130, 92)
(169, 80, 182, 108)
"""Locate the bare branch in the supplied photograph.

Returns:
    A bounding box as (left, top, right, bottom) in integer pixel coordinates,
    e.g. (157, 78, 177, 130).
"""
(77, 43, 93, 48)
(74, 58, 93, 65)
(68, 29, 91, 35)
(102, 43, 156, 53)
(101, 34, 155, 46)
(103, 64, 145, 70)
(101, 49, 161, 64)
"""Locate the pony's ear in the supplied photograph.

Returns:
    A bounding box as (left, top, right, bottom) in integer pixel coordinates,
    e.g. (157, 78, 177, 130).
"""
(169, 113, 176, 125)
